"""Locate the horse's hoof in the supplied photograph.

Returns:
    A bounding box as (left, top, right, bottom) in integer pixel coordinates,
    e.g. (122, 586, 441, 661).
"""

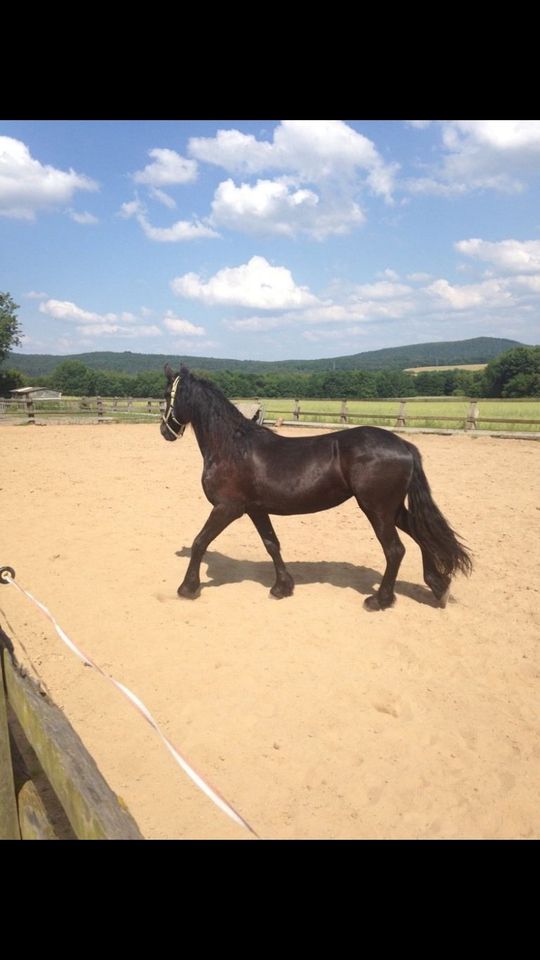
(364, 594, 394, 612)
(177, 584, 200, 599)
(270, 581, 294, 599)
(437, 588, 450, 609)
(364, 594, 381, 611)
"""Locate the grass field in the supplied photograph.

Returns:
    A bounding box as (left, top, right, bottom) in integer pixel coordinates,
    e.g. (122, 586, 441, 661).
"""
(403, 363, 487, 373)
(255, 397, 540, 432)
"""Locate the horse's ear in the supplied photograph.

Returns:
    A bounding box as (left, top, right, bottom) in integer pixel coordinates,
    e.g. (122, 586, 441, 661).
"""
(180, 364, 191, 379)
(164, 363, 175, 382)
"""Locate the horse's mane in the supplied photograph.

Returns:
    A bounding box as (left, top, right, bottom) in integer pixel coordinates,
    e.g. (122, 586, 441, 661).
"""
(182, 368, 267, 455)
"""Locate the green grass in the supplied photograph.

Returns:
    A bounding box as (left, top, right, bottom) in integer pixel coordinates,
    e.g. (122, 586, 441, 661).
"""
(254, 397, 540, 432)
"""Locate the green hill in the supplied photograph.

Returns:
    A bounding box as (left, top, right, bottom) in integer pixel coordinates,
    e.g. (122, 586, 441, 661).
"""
(6, 337, 527, 378)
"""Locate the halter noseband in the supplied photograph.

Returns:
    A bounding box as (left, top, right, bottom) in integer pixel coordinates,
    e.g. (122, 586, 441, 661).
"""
(162, 375, 186, 438)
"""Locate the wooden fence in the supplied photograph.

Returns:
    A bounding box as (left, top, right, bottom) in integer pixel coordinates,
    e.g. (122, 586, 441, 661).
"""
(0, 626, 143, 840)
(0, 396, 166, 424)
(1, 395, 540, 433)
(264, 398, 540, 433)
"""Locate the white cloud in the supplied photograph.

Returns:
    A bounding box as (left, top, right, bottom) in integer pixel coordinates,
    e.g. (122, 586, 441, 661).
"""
(406, 177, 468, 197)
(133, 148, 197, 186)
(24, 290, 49, 299)
(69, 210, 99, 224)
(136, 216, 218, 242)
(0, 136, 97, 220)
(122, 122, 397, 243)
(171, 255, 319, 309)
(446, 120, 540, 152)
(77, 323, 161, 338)
(189, 121, 396, 195)
(188, 129, 275, 175)
(119, 199, 142, 218)
(40, 299, 102, 323)
(351, 280, 412, 299)
(427, 277, 513, 310)
(149, 186, 176, 209)
(407, 120, 432, 130)
(38, 299, 161, 338)
(455, 238, 540, 274)
(226, 296, 414, 332)
(511, 274, 540, 293)
(187, 120, 398, 239)
(407, 272, 432, 282)
(119, 197, 217, 241)
(163, 311, 206, 336)
(216, 235, 540, 348)
(407, 120, 540, 195)
(210, 176, 364, 239)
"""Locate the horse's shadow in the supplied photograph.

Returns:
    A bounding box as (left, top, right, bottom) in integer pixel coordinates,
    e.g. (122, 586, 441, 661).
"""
(175, 547, 441, 607)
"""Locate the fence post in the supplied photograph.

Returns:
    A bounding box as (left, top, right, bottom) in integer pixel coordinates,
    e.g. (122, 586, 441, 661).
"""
(293, 399, 301, 421)
(465, 400, 479, 431)
(0, 654, 21, 839)
(147, 400, 152, 415)
(25, 394, 35, 425)
(395, 399, 407, 428)
(113, 397, 118, 411)
(97, 396, 104, 424)
(127, 397, 133, 412)
(340, 400, 348, 424)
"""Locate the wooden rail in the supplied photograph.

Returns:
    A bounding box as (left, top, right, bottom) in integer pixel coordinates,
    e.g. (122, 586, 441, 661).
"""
(264, 398, 540, 433)
(0, 638, 144, 841)
(0, 396, 167, 424)
(1, 395, 539, 432)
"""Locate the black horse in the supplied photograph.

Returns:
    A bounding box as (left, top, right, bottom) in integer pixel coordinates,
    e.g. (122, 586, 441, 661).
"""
(160, 365, 472, 610)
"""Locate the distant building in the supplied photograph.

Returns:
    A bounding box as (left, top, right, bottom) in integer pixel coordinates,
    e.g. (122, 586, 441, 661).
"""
(10, 387, 62, 400)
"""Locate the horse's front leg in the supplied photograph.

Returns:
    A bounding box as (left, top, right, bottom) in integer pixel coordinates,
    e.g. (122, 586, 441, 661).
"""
(248, 509, 294, 599)
(179, 502, 244, 598)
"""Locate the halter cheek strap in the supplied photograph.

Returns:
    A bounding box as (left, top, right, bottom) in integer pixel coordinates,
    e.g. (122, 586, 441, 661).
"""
(162, 376, 186, 438)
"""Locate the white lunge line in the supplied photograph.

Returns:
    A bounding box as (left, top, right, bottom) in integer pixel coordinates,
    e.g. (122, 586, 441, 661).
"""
(4, 573, 258, 838)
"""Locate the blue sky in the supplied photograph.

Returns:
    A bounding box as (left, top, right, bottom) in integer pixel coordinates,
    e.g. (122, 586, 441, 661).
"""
(1, 119, 539, 360)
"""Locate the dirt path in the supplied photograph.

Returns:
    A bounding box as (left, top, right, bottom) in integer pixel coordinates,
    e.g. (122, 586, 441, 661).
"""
(1, 423, 538, 839)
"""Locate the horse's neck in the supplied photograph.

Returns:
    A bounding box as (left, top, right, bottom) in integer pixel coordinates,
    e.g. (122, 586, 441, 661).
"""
(191, 416, 213, 458)
(190, 394, 238, 459)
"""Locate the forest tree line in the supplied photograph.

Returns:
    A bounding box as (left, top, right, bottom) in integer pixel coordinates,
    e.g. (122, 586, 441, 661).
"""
(1, 347, 539, 400)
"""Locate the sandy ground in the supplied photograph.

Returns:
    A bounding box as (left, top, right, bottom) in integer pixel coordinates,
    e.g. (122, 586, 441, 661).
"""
(1, 422, 539, 841)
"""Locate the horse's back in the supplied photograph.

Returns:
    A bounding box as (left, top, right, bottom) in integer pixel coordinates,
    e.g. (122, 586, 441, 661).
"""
(242, 425, 413, 516)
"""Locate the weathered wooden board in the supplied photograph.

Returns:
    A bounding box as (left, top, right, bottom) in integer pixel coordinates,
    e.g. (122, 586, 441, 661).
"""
(3, 650, 144, 840)
(0, 660, 21, 839)
(17, 779, 58, 840)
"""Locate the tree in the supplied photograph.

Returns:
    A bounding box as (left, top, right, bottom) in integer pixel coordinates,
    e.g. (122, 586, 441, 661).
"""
(482, 347, 540, 397)
(0, 292, 22, 365)
(51, 360, 97, 396)
(0, 367, 24, 397)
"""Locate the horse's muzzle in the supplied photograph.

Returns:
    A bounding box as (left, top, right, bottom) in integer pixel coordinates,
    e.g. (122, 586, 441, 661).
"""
(160, 418, 185, 441)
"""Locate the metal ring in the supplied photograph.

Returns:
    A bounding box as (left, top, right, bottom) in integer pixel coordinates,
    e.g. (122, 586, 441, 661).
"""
(0, 566, 16, 584)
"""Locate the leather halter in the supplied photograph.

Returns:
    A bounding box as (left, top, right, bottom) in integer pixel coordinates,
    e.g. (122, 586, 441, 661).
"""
(162, 376, 186, 438)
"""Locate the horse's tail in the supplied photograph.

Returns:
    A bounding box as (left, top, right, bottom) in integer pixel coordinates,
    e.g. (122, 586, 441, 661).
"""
(405, 442, 473, 578)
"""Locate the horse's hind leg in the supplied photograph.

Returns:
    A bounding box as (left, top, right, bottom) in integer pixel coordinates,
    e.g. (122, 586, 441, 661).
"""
(395, 505, 450, 607)
(356, 499, 405, 611)
(248, 509, 294, 598)
(179, 502, 244, 598)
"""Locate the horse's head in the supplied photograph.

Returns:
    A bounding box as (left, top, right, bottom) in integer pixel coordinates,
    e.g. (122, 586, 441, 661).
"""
(160, 363, 190, 441)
